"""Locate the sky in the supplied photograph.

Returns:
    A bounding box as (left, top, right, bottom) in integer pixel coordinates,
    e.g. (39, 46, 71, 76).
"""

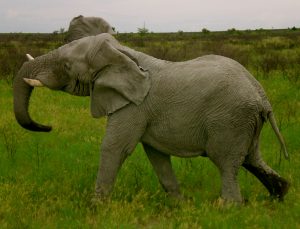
(1, 0, 299, 33)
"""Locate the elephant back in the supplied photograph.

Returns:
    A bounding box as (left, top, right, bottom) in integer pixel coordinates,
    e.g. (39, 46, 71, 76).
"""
(65, 15, 116, 42)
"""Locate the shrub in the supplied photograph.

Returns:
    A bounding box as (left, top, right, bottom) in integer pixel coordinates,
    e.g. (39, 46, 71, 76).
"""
(137, 27, 149, 36)
(201, 28, 210, 34)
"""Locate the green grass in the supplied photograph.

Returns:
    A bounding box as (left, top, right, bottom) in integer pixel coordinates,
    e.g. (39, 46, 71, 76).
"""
(1, 75, 299, 228)
(1, 31, 300, 228)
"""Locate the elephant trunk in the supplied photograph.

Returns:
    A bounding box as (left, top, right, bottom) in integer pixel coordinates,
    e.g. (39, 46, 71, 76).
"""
(13, 65, 52, 132)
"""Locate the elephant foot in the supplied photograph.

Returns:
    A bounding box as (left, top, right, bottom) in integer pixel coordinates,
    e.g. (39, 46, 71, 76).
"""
(213, 197, 244, 208)
(221, 196, 245, 205)
(243, 163, 290, 201)
(167, 192, 192, 205)
(163, 191, 192, 208)
(167, 190, 185, 200)
(268, 176, 290, 201)
(90, 190, 111, 208)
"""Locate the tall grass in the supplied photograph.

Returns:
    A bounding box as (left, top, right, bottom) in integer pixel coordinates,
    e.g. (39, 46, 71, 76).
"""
(0, 30, 299, 228)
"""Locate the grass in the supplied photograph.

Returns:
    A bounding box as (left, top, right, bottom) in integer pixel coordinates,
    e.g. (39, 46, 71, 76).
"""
(0, 30, 300, 228)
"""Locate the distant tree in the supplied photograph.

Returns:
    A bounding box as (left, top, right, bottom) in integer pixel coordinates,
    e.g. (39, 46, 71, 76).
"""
(227, 28, 236, 33)
(137, 27, 149, 36)
(53, 28, 65, 34)
(256, 28, 265, 32)
(201, 28, 210, 34)
(291, 26, 297, 31)
(178, 30, 184, 35)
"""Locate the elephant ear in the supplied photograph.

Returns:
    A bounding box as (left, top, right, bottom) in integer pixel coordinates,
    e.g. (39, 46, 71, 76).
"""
(90, 40, 151, 118)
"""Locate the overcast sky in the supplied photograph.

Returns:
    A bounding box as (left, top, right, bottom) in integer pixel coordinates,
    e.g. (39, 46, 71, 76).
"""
(1, 0, 299, 33)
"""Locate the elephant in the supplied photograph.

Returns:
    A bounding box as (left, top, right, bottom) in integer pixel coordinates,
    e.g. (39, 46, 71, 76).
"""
(13, 33, 290, 203)
(65, 15, 116, 42)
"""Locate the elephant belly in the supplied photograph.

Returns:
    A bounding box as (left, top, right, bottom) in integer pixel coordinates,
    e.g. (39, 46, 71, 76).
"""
(141, 119, 207, 157)
(141, 135, 207, 157)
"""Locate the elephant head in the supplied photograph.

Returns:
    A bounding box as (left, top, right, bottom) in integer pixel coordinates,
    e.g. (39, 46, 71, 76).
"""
(65, 15, 116, 42)
(13, 34, 151, 132)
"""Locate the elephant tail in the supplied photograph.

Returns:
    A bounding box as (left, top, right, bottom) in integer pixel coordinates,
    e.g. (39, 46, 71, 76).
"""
(267, 112, 289, 160)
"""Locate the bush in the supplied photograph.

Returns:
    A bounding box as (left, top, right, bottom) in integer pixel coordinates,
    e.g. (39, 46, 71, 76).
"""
(137, 27, 149, 36)
(0, 33, 64, 81)
(1, 29, 300, 82)
(201, 28, 210, 34)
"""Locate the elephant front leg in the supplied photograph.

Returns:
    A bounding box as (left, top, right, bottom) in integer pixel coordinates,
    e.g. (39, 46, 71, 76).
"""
(94, 143, 128, 198)
(143, 144, 181, 199)
(94, 113, 146, 200)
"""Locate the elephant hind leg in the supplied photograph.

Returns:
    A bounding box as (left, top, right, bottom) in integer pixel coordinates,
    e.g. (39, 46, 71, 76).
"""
(242, 160, 289, 200)
(211, 158, 244, 203)
(206, 131, 252, 203)
(205, 151, 244, 203)
(244, 132, 290, 200)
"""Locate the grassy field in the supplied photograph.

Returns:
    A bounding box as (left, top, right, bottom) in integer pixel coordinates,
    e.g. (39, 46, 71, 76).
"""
(0, 30, 300, 228)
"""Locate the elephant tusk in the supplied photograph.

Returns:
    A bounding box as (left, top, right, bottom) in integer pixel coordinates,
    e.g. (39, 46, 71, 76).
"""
(23, 78, 44, 87)
(26, 54, 34, 61)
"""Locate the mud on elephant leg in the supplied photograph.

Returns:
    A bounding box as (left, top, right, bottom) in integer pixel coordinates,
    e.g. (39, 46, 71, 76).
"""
(143, 144, 182, 199)
(243, 161, 290, 200)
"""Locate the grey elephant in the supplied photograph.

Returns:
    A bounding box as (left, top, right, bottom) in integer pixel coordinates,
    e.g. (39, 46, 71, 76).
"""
(65, 15, 116, 42)
(13, 33, 289, 203)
